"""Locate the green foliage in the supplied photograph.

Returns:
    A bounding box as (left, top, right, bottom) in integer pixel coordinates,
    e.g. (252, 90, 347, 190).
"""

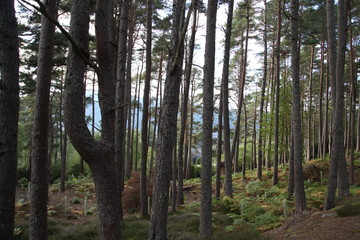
(70, 197, 81, 204)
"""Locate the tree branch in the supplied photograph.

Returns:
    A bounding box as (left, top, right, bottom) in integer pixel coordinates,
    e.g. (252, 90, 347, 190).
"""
(18, 0, 99, 74)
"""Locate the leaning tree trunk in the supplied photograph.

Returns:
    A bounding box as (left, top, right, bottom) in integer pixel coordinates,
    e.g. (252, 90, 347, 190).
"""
(64, 0, 122, 239)
(200, 0, 218, 238)
(0, 1, 19, 239)
(290, 0, 307, 212)
(29, 1, 57, 239)
(178, 6, 197, 206)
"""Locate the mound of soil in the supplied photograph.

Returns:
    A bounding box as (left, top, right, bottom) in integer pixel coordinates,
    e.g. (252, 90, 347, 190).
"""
(263, 209, 360, 240)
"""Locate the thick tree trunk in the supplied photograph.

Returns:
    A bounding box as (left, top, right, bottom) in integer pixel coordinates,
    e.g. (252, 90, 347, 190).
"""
(325, 0, 349, 210)
(29, 1, 57, 239)
(222, 0, 234, 198)
(148, 0, 188, 238)
(115, 0, 129, 199)
(0, 1, 19, 238)
(290, 0, 307, 212)
(335, 0, 350, 198)
(64, 1, 122, 239)
(200, 0, 218, 238)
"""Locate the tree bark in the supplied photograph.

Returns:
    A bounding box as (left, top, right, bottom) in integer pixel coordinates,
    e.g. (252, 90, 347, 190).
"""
(222, 0, 234, 198)
(140, 0, 152, 216)
(148, 0, 187, 238)
(257, 0, 268, 180)
(200, 0, 218, 238)
(307, 45, 315, 161)
(0, 1, 19, 238)
(30, 1, 57, 238)
(216, 89, 223, 200)
(178, 7, 197, 205)
(64, 0, 122, 238)
(290, 0, 307, 212)
(325, 0, 350, 210)
(273, 0, 282, 186)
(348, 6, 356, 185)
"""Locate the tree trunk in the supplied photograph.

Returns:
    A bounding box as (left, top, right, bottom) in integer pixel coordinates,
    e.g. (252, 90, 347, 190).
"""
(216, 89, 223, 200)
(318, 41, 325, 158)
(348, 6, 356, 185)
(148, 0, 189, 238)
(307, 45, 314, 161)
(242, 102, 248, 178)
(150, 53, 163, 176)
(335, 0, 350, 198)
(221, 0, 234, 198)
(64, 0, 122, 238)
(290, 0, 307, 212)
(200, 0, 218, 238)
(125, 1, 135, 180)
(258, 0, 268, 180)
(325, 0, 350, 210)
(0, 1, 19, 238)
(140, 0, 153, 216)
(30, 1, 57, 238)
(178, 7, 197, 205)
(135, 59, 144, 171)
(60, 125, 67, 192)
(273, 0, 282, 186)
(115, 0, 129, 200)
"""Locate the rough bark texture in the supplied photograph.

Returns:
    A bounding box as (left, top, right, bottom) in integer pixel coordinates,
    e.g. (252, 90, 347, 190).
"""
(290, 0, 307, 212)
(200, 0, 218, 238)
(148, 0, 185, 238)
(29, 1, 57, 239)
(334, 0, 349, 198)
(0, 1, 19, 239)
(115, 0, 129, 197)
(64, 0, 122, 239)
(325, 0, 349, 210)
(222, 0, 234, 198)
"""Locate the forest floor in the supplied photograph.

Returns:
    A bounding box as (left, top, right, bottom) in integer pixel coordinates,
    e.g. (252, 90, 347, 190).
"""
(14, 157, 360, 239)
